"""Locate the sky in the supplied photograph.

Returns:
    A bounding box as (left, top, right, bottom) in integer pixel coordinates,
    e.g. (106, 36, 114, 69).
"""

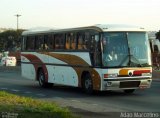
(0, 0, 160, 31)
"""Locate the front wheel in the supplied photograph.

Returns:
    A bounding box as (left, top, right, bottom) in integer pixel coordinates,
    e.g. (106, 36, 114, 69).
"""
(38, 69, 53, 88)
(82, 74, 93, 94)
(124, 89, 135, 94)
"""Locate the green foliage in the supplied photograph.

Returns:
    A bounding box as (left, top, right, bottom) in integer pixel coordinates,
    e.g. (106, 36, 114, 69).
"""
(155, 30, 160, 41)
(0, 29, 24, 51)
(0, 91, 76, 118)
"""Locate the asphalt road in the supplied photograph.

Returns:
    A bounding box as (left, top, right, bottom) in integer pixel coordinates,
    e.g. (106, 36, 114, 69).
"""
(0, 67, 160, 118)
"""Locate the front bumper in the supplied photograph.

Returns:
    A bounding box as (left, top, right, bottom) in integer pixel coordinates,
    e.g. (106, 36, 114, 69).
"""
(102, 77, 152, 91)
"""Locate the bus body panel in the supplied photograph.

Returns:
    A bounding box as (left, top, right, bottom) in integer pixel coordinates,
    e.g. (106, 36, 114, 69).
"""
(21, 52, 92, 87)
(21, 55, 36, 80)
(21, 51, 152, 91)
(47, 65, 79, 87)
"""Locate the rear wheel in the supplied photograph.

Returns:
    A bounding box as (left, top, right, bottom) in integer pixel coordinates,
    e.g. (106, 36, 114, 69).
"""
(124, 89, 135, 94)
(38, 69, 53, 88)
(82, 74, 93, 94)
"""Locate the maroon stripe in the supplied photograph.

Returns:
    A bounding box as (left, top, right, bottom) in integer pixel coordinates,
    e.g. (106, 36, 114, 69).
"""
(21, 54, 48, 82)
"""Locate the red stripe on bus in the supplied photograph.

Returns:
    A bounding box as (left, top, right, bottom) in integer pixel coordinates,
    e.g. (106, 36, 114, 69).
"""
(21, 54, 48, 82)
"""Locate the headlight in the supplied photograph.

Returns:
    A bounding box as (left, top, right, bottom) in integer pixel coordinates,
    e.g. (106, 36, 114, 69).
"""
(104, 73, 118, 78)
(142, 73, 151, 76)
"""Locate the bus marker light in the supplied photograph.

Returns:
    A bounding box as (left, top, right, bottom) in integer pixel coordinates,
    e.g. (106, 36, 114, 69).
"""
(142, 73, 151, 76)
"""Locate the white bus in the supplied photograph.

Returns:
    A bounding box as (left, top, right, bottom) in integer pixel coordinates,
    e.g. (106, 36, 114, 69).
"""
(21, 24, 152, 94)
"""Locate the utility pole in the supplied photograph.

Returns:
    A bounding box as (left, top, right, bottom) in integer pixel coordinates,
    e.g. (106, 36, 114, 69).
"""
(15, 14, 21, 30)
(14, 14, 22, 52)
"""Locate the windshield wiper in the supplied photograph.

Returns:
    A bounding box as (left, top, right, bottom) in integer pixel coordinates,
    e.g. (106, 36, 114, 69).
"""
(129, 54, 143, 67)
(140, 63, 151, 67)
(118, 54, 143, 67)
(118, 55, 129, 66)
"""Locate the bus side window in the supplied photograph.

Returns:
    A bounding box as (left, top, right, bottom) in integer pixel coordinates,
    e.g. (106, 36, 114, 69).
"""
(44, 35, 49, 50)
(90, 34, 101, 66)
(71, 33, 76, 49)
(35, 35, 44, 50)
(65, 33, 76, 50)
(49, 34, 54, 50)
(55, 34, 60, 49)
(26, 36, 35, 50)
(55, 34, 65, 49)
(21, 36, 26, 51)
(44, 34, 55, 50)
(84, 32, 90, 50)
(78, 34, 86, 50)
(60, 34, 65, 49)
(66, 34, 70, 49)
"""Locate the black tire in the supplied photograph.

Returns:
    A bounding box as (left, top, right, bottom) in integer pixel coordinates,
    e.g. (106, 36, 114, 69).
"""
(38, 69, 53, 88)
(82, 74, 93, 94)
(124, 89, 135, 94)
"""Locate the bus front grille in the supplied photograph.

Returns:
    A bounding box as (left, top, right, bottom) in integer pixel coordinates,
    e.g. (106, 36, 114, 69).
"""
(120, 81, 140, 88)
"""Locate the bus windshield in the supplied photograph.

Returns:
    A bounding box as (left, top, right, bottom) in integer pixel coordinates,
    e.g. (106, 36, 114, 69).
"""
(102, 32, 151, 67)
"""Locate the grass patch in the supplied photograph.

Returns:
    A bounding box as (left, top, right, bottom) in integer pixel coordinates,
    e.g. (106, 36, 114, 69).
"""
(0, 91, 76, 118)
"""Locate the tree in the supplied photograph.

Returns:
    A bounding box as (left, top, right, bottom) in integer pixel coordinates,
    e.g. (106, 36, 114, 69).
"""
(155, 30, 160, 41)
(0, 29, 24, 51)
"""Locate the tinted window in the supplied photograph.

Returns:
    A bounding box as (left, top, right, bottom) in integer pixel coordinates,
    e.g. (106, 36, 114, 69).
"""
(65, 32, 77, 50)
(35, 35, 44, 50)
(44, 35, 54, 50)
(26, 36, 35, 50)
(77, 33, 86, 50)
(55, 34, 65, 49)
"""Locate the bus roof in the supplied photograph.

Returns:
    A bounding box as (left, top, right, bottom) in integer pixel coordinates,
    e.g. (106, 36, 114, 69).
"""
(22, 24, 146, 36)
